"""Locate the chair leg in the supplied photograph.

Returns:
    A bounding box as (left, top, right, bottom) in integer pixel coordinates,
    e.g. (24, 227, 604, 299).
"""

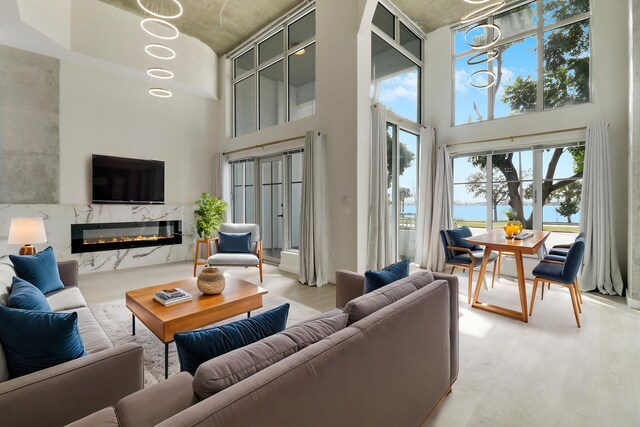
(529, 278, 538, 316)
(259, 262, 263, 282)
(573, 282, 582, 314)
(193, 241, 199, 277)
(541, 281, 545, 300)
(450, 266, 456, 275)
(575, 279, 583, 305)
(491, 259, 497, 288)
(467, 265, 473, 305)
(568, 285, 581, 328)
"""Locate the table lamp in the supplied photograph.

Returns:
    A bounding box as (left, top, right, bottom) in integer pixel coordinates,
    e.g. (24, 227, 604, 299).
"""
(8, 217, 48, 255)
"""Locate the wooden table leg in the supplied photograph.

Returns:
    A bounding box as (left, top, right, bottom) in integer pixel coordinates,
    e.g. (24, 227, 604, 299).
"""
(514, 251, 529, 323)
(193, 240, 200, 277)
(472, 247, 492, 305)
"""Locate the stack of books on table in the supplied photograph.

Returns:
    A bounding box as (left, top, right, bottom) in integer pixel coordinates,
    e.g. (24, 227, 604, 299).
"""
(153, 288, 192, 306)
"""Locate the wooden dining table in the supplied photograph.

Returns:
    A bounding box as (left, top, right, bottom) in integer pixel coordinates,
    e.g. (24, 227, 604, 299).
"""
(465, 230, 550, 323)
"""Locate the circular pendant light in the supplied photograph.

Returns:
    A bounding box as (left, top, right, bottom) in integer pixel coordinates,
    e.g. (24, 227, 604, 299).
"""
(467, 49, 500, 66)
(464, 0, 493, 4)
(149, 88, 173, 97)
(147, 68, 174, 79)
(469, 70, 496, 89)
(141, 18, 179, 40)
(465, 23, 502, 50)
(137, 0, 183, 19)
(145, 43, 176, 60)
(461, 1, 506, 24)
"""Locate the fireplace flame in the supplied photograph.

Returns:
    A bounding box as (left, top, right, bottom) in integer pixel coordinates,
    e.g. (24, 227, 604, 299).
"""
(83, 233, 174, 245)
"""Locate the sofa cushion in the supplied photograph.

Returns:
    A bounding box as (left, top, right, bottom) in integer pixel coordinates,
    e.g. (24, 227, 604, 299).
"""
(193, 333, 298, 400)
(46, 286, 88, 311)
(60, 307, 112, 354)
(175, 304, 289, 375)
(364, 259, 410, 293)
(9, 247, 65, 295)
(115, 371, 197, 427)
(0, 256, 17, 307)
(343, 270, 435, 325)
(218, 232, 252, 253)
(282, 313, 349, 349)
(67, 407, 120, 427)
(8, 277, 51, 312)
(0, 306, 85, 378)
(207, 253, 259, 266)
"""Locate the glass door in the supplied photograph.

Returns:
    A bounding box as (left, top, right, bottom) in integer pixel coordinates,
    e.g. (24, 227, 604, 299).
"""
(260, 157, 284, 262)
(386, 123, 419, 262)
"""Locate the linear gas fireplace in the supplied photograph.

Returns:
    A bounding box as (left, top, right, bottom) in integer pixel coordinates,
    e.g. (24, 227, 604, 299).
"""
(71, 220, 182, 254)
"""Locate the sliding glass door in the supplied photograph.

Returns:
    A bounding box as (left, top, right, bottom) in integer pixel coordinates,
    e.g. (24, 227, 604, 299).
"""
(229, 151, 304, 263)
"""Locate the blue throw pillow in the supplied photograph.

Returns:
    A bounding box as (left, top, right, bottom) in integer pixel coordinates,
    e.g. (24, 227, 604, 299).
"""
(9, 247, 65, 295)
(364, 259, 410, 293)
(174, 303, 290, 375)
(8, 277, 51, 312)
(0, 306, 85, 378)
(446, 226, 480, 253)
(218, 232, 252, 254)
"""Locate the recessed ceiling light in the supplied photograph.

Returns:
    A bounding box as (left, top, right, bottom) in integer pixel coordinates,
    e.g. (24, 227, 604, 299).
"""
(137, 0, 183, 19)
(149, 88, 173, 98)
(141, 18, 179, 40)
(145, 43, 176, 60)
(294, 48, 306, 55)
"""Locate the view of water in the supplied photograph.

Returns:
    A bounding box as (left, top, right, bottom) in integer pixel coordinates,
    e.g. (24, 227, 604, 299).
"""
(402, 204, 581, 224)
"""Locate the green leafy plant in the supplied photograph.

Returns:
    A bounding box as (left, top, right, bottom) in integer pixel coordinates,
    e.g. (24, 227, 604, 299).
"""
(504, 209, 518, 222)
(194, 193, 227, 239)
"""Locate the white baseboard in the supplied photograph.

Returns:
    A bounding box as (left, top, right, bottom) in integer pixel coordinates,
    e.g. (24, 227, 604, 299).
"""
(626, 295, 640, 310)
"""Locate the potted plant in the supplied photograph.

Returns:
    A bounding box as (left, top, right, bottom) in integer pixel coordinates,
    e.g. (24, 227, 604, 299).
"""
(194, 193, 228, 240)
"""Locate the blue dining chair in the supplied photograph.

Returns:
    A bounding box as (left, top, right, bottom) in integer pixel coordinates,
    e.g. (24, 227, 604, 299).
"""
(440, 226, 498, 305)
(530, 238, 585, 327)
(540, 233, 586, 304)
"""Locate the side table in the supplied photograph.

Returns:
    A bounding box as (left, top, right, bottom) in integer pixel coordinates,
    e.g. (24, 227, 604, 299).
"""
(193, 238, 211, 277)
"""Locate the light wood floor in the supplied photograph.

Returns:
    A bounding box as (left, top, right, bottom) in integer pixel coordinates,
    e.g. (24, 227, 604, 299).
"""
(79, 263, 640, 425)
(80, 261, 336, 312)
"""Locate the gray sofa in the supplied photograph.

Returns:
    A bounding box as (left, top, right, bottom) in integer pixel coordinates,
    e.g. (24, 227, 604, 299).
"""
(0, 256, 144, 427)
(71, 270, 458, 427)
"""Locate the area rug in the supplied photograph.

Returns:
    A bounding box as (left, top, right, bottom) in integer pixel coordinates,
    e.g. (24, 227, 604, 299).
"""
(90, 295, 321, 385)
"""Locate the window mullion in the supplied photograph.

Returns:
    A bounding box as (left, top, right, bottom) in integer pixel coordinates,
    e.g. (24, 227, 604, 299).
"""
(537, 0, 545, 113)
(533, 150, 543, 231)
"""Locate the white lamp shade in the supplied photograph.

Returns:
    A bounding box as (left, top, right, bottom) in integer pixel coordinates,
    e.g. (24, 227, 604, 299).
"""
(8, 218, 48, 245)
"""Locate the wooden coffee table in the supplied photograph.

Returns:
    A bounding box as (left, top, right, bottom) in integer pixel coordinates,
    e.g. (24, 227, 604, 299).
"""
(126, 275, 268, 378)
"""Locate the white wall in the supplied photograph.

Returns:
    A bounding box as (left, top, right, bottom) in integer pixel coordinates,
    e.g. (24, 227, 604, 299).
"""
(59, 60, 218, 205)
(217, 0, 376, 282)
(424, 0, 630, 279)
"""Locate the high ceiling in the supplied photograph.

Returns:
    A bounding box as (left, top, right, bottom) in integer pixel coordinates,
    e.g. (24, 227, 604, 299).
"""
(98, 0, 470, 56)
(99, 0, 305, 55)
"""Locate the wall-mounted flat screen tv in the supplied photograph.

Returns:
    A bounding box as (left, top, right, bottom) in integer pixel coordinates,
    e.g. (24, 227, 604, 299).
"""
(92, 154, 165, 204)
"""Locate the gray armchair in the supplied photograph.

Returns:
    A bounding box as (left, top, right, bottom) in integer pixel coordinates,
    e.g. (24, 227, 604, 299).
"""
(207, 223, 263, 282)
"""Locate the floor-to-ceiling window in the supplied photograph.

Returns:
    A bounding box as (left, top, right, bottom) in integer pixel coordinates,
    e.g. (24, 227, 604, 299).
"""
(371, 2, 424, 263)
(452, 144, 584, 246)
(231, 5, 316, 137)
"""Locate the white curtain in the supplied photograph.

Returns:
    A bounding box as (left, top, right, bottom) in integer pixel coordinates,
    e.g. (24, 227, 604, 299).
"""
(212, 153, 230, 203)
(299, 131, 329, 287)
(580, 122, 624, 295)
(426, 144, 454, 271)
(366, 104, 393, 270)
(415, 126, 436, 268)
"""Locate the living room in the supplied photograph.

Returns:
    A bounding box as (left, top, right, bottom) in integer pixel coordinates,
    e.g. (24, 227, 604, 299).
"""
(1, 0, 639, 425)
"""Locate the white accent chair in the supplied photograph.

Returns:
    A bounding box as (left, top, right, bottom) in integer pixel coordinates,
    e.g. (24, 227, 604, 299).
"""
(207, 223, 263, 282)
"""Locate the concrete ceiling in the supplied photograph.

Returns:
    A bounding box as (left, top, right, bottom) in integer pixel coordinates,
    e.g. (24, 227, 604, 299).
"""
(98, 0, 305, 55)
(392, 0, 476, 34)
(98, 0, 472, 56)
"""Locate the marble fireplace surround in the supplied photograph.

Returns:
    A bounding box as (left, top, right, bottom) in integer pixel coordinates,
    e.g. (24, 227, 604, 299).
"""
(0, 204, 197, 274)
